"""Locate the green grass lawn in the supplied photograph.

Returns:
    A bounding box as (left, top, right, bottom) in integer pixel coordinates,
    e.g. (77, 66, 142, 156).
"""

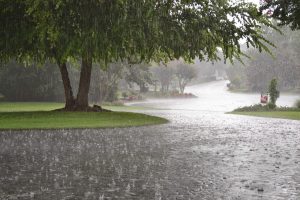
(0, 102, 167, 130)
(0, 102, 64, 112)
(232, 111, 300, 121)
(0, 102, 150, 112)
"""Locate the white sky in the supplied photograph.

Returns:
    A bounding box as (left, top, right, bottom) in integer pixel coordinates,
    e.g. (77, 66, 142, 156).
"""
(245, 0, 259, 5)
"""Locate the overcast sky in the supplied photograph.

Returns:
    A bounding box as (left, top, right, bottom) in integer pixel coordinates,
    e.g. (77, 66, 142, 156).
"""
(245, 0, 259, 5)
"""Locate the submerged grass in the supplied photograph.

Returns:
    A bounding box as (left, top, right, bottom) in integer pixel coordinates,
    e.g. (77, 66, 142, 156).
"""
(0, 102, 167, 130)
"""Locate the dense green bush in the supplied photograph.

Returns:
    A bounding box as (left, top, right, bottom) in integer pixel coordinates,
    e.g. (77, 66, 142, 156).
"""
(268, 78, 280, 107)
(233, 104, 268, 112)
(267, 102, 276, 109)
(295, 99, 300, 108)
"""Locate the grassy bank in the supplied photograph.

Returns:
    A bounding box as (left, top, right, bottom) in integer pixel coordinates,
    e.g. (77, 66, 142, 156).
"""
(232, 111, 300, 121)
(231, 104, 300, 120)
(0, 102, 167, 130)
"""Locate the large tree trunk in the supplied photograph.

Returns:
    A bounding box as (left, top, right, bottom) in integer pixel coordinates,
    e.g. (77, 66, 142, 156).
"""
(56, 55, 108, 112)
(58, 62, 75, 109)
(75, 54, 93, 110)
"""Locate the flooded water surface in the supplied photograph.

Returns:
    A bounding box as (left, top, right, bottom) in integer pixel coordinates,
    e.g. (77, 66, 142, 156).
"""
(1, 81, 300, 199)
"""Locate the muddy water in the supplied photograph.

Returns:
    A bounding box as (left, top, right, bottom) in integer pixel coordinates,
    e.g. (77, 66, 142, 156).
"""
(1, 81, 300, 199)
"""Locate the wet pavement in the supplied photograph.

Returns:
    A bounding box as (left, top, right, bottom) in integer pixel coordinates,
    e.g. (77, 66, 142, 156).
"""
(1, 81, 300, 199)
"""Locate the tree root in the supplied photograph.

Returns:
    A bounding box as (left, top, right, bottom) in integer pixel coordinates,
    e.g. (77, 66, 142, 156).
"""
(54, 104, 111, 112)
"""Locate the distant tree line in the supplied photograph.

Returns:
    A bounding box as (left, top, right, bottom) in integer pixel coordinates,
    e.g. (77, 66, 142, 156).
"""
(226, 25, 300, 92)
(0, 61, 64, 101)
(0, 60, 198, 102)
(151, 60, 198, 94)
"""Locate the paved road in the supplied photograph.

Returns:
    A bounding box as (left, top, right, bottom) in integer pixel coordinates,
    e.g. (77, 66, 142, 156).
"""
(1, 81, 300, 199)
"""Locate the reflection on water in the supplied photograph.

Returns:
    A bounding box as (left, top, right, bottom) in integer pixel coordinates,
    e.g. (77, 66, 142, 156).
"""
(1, 81, 300, 199)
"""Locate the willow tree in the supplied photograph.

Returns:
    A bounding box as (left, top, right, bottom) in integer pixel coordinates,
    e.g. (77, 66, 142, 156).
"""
(1, 0, 274, 111)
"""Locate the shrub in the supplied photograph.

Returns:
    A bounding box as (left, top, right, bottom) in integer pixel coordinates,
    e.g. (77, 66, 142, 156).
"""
(268, 78, 280, 107)
(233, 104, 300, 112)
(122, 92, 128, 98)
(267, 102, 276, 109)
(233, 104, 267, 112)
(0, 94, 4, 101)
(231, 77, 242, 88)
(295, 99, 300, 108)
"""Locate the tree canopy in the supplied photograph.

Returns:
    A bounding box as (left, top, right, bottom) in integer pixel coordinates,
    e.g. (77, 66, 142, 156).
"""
(260, 0, 300, 30)
(1, 0, 275, 110)
(1, 0, 274, 62)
